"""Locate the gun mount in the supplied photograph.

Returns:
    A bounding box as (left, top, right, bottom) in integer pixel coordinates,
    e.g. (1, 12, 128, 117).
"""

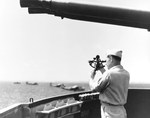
(20, 0, 150, 31)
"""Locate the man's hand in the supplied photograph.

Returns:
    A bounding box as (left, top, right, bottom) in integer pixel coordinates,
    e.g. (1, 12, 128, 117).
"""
(94, 62, 105, 71)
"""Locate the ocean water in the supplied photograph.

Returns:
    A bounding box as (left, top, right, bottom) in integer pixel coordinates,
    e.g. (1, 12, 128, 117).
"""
(0, 81, 90, 110)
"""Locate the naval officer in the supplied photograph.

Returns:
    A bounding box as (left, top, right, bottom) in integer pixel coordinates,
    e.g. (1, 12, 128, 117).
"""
(89, 49, 130, 118)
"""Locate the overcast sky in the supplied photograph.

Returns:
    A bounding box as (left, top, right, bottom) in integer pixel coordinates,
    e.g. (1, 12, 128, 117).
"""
(0, 0, 150, 83)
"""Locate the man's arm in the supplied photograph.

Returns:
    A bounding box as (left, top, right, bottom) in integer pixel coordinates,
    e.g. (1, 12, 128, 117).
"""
(91, 70, 96, 79)
(89, 69, 110, 92)
(91, 64, 106, 78)
(96, 73, 110, 93)
(89, 61, 107, 90)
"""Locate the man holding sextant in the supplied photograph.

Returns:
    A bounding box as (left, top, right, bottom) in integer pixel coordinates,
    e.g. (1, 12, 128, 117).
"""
(89, 49, 130, 118)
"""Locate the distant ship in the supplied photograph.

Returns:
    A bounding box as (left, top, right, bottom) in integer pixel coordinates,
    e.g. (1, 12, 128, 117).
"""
(61, 85, 85, 91)
(13, 82, 21, 84)
(50, 83, 85, 91)
(52, 83, 65, 88)
(26, 81, 38, 85)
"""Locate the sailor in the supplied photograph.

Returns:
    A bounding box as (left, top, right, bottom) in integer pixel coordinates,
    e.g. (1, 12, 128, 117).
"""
(89, 49, 130, 118)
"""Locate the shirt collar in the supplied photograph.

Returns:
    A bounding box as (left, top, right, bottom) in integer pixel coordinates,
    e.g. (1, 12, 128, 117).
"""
(109, 65, 123, 71)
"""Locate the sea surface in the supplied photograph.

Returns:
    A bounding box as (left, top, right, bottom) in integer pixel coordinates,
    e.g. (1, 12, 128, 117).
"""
(0, 81, 90, 110)
(1, 81, 150, 110)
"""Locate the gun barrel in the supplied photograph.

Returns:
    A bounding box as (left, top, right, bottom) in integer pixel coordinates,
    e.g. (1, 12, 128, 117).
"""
(28, 8, 52, 14)
(20, 0, 150, 30)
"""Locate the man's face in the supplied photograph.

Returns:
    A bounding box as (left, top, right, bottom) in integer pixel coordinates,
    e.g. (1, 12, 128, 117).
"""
(106, 55, 112, 69)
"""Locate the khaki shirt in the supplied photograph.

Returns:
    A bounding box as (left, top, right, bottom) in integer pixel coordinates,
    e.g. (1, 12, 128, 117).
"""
(89, 65, 130, 105)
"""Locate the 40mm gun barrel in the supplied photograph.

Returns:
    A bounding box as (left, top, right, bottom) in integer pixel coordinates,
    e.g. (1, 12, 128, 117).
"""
(20, 0, 150, 31)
